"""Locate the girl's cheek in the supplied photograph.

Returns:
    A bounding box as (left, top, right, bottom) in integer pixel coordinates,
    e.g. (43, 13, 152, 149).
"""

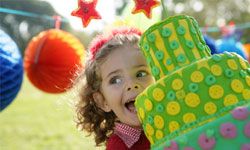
(110, 83, 123, 90)
(144, 76, 155, 83)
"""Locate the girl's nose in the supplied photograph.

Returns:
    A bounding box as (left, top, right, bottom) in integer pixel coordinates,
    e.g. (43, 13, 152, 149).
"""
(127, 84, 140, 91)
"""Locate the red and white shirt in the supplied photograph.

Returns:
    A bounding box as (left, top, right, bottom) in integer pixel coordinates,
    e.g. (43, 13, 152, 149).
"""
(106, 122, 150, 150)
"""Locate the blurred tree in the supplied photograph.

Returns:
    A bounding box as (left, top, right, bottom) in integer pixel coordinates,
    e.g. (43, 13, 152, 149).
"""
(113, 0, 250, 42)
(0, 0, 58, 54)
(0, 0, 90, 56)
(114, 0, 128, 15)
(1, 0, 249, 55)
(161, 0, 250, 42)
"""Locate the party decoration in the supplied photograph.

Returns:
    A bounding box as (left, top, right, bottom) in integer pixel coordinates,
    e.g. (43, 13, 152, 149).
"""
(204, 35, 218, 55)
(71, 0, 101, 27)
(132, 0, 160, 19)
(24, 29, 85, 93)
(217, 37, 248, 60)
(135, 15, 250, 149)
(244, 43, 250, 62)
(0, 30, 23, 111)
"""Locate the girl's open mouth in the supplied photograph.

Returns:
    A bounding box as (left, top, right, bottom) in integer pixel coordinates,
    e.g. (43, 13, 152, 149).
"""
(125, 100, 136, 113)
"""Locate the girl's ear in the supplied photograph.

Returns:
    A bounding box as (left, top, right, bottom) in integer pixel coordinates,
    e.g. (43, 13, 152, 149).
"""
(93, 92, 111, 112)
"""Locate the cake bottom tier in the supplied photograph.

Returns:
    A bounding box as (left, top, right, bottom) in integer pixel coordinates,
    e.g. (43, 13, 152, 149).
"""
(152, 102, 250, 150)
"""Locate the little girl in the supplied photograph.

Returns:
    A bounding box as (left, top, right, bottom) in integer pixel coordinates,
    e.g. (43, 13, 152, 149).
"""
(73, 27, 154, 149)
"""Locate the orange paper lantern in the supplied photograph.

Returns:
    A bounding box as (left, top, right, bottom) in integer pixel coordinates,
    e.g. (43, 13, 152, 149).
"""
(24, 29, 85, 93)
(244, 44, 250, 62)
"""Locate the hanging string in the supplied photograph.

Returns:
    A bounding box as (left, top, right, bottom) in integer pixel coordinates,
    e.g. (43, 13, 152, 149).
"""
(1, 7, 250, 32)
(202, 24, 209, 35)
(0, 8, 68, 23)
(200, 22, 250, 33)
(53, 15, 62, 29)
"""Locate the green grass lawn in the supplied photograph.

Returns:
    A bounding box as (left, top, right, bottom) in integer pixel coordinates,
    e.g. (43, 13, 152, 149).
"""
(0, 75, 104, 150)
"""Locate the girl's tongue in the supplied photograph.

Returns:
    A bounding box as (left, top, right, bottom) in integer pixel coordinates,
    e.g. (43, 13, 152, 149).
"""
(125, 101, 136, 113)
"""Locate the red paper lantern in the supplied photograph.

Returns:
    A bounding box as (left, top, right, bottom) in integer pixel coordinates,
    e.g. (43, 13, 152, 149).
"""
(24, 29, 85, 93)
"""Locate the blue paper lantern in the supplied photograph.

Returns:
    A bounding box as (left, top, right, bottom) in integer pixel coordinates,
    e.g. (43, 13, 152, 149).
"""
(0, 30, 23, 111)
(204, 35, 218, 55)
(216, 37, 247, 60)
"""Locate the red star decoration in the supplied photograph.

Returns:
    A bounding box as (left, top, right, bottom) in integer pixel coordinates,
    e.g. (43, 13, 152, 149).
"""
(132, 0, 160, 19)
(71, 0, 101, 27)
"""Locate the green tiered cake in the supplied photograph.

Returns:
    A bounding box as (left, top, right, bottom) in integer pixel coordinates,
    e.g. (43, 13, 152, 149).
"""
(135, 15, 250, 150)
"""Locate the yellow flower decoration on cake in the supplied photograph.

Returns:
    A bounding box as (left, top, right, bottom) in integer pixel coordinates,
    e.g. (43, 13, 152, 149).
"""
(227, 59, 238, 70)
(246, 76, 250, 86)
(138, 108, 145, 120)
(155, 130, 164, 139)
(154, 115, 164, 129)
(144, 99, 153, 111)
(146, 123, 154, 136)
(211, 64, 222, 76)
(209, 85, 224, 99)
(172, 79, 184, 90)
(166, 101, 181, 115)
(223, 94, 238, 106)
(176, 90, 186, 100)
(153, 88, 165, 101)
(185, 93, 200, 107)
(183, 113, 196, 123)
(169, 121, 180, 133)
(191, 71, 204, 83)
(231, 79, 244, 93)
(242, 89, 250, 100)
(204, 102, 217, 115)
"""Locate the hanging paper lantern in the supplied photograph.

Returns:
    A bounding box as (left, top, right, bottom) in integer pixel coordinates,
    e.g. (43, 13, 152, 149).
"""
(24, 29, 85, 93)
(216, 37, 248, 60)
(0, 30, 23, 111)
(204, 35, 218, 55)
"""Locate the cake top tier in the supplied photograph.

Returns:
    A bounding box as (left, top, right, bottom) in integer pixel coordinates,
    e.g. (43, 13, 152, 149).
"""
(139, 15, 212, 81)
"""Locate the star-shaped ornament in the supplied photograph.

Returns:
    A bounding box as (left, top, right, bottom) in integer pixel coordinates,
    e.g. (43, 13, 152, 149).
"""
(132, 0, 160, 19)
(71, 0, 101, 27)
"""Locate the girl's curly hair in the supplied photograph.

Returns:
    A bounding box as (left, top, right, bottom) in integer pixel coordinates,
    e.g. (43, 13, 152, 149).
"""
(74, 27, 141, 146)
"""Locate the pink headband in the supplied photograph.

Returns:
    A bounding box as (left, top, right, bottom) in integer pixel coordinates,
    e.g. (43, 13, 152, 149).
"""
(88, 27, 142, 60)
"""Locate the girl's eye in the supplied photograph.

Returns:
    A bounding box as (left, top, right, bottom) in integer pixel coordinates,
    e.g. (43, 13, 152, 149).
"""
(109, 76, 122, 84)
(136, 70, 148, 78)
